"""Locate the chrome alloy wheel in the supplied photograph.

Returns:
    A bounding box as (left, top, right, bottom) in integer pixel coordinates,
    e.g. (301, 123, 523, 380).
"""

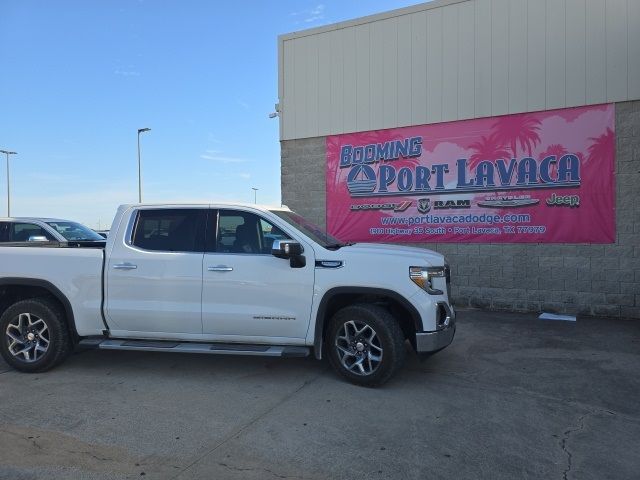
(335, 320, 383, 376)
(5, 313, 50, 363)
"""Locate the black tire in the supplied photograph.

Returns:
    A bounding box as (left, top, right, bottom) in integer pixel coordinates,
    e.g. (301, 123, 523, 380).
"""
(326, 304, 406, 387)
(0, 298, 72, 373)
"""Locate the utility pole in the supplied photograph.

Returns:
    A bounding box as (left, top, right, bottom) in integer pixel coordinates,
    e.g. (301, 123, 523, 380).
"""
(137, 128, 151, 203)
(0, 150, 17, 216)
(252, 187, 258, 204)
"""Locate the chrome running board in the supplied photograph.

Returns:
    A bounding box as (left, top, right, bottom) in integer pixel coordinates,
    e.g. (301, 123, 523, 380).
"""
(78, 338, 310, 358)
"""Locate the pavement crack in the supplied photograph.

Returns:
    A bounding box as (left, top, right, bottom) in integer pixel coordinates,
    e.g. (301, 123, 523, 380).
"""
(169, 370, 326, 479)
(560, 411, 591, 480)
(217, 462, 297, 479)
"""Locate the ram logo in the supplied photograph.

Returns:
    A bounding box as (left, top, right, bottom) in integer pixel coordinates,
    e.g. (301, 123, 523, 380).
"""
(417, 198, 431, 214)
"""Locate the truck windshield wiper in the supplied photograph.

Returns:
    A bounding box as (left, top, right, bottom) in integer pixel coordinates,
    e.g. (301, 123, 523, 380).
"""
(324, 242, 356, 250)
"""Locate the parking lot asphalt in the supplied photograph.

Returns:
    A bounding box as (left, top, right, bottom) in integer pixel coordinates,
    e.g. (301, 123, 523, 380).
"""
(1, 309, 639, 480)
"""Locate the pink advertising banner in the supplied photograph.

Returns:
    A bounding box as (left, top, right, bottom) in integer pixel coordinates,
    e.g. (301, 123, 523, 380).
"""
(326, 104, 615, 244)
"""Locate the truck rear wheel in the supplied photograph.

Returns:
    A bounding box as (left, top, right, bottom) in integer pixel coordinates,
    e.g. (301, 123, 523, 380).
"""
(326, 304, 406, 387)
(0, 298, 72, 373)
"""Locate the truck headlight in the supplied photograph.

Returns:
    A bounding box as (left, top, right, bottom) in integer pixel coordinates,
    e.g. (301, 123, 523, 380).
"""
(409, 266, 445, 295)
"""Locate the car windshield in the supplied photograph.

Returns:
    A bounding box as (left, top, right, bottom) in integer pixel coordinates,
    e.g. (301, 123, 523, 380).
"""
(269, 210, 346, 248)
(46, 221, 104, 241)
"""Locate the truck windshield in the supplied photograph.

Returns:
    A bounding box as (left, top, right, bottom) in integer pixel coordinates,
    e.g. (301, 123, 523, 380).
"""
(46, 221, 104, 242)
(269, 210, 347, 248)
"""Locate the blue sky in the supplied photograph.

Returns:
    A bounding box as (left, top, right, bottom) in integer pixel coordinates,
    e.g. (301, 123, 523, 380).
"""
(0, 0, 421, 229)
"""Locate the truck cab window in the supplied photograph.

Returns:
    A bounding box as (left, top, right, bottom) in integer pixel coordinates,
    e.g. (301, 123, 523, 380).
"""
(217, 210, 290, 254)
(131, 209, 206, 252)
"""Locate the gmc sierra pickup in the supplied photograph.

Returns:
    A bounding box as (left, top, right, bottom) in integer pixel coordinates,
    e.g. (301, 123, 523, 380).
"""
(0, 203, 455, 386)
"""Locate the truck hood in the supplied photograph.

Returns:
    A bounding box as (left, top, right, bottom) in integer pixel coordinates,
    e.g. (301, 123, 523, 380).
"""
(328, 242, 445, 266)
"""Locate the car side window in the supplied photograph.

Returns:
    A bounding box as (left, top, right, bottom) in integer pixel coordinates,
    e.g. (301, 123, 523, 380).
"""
(10, 223, 55, 242)
(131, 209, 206, 252)
(216, 210, 290, 254)
(0, 222, 8, 242)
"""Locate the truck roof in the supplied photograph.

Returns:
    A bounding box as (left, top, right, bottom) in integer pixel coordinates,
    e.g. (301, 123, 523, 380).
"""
(119, 202, 292, 212)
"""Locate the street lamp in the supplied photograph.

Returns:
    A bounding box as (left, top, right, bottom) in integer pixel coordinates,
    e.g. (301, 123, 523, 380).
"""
(137, 128, 151, 203)
(0, 150, 17, 217)
(252, 187, 258, 204)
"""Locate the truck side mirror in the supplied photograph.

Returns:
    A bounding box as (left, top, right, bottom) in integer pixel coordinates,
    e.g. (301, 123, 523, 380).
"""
(272, 240, 306, 268)
(28, 235, 49, 242)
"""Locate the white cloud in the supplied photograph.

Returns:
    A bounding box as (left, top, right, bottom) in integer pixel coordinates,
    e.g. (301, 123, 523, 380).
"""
(239, 173, 251, 179)
(305, 4, 325, 22)
(237, 100, 250, 110)
(114, 69, 140, 77)
(291, 4, 326, 24)
(207, 133, 222, 144)
(200, 154, 247, 163)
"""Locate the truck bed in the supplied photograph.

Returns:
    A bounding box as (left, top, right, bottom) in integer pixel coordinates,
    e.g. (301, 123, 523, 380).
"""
(0, 245, 106, 336)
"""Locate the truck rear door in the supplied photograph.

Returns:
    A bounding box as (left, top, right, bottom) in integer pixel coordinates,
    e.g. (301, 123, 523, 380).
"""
(105, 207, 207, 335)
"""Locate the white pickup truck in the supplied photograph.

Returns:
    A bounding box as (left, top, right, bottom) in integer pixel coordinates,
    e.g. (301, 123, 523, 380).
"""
(0, 204, 455, 386)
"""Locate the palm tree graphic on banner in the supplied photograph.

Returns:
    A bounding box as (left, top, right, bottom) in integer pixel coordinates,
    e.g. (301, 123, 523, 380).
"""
(492, 115, 542, 158)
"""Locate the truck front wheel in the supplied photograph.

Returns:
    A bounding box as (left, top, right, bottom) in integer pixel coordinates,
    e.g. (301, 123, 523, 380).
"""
(0, 298, 72, 373)
(327, 304, 406, 387)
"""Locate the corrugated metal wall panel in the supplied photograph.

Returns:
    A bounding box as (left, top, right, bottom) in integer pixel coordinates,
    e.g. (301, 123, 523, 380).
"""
(426, 8, 444, 123)
(305, 35, 320, 137)
(629, 0, 640, 100)
(317, 32, 332, 134)
(566, 0, 587, 107)
(491, 0, 509, 116)
(508, 0, 527, 113)
(410, 11, 428, 125)
(526, 0, 546, 112)
(457, 1, 475, 119)
(442, 5, 459, 122)
(585, 0, 607, 103)
(328, 30, 344, 135)
(279, 0, 640, 140)
(369, 20, 385, 130)
(342, 27, 358, 133)
(382, 18, 399, 129)
(605, 0, 628, 102)
(281, 41, 296, 138)
(292, 37, 307, 139)
(397, 15, 413, 127)
(546, 0, 567, 109)
(474, 0, 492, 118)
(354, 24, 371, 132)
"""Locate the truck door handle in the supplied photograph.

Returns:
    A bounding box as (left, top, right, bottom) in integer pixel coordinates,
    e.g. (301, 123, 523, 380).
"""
(208, 266, 233, 272)
(113, 263, 138, 270)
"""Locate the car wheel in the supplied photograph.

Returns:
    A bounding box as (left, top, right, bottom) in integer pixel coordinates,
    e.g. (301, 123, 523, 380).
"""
(0, 298, 72, 373)
(327, 304, 406, 387)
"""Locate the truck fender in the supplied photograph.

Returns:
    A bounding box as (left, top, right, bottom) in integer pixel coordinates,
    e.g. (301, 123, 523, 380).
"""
(0, 277, 79, 339)
(312, 287, 423, 360)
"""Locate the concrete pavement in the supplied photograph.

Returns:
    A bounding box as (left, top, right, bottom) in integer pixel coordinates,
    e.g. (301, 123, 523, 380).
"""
(0, 309, 639, 479)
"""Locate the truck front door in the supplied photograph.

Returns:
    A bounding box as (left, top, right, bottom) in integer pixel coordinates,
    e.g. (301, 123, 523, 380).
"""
(201, 209, 315, 341)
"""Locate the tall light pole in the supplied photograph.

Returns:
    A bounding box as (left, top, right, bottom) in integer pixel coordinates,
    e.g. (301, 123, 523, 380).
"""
(0, 150, 17, 217)
(252, 187, 258, 204)
(137, 128, 151, 203)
